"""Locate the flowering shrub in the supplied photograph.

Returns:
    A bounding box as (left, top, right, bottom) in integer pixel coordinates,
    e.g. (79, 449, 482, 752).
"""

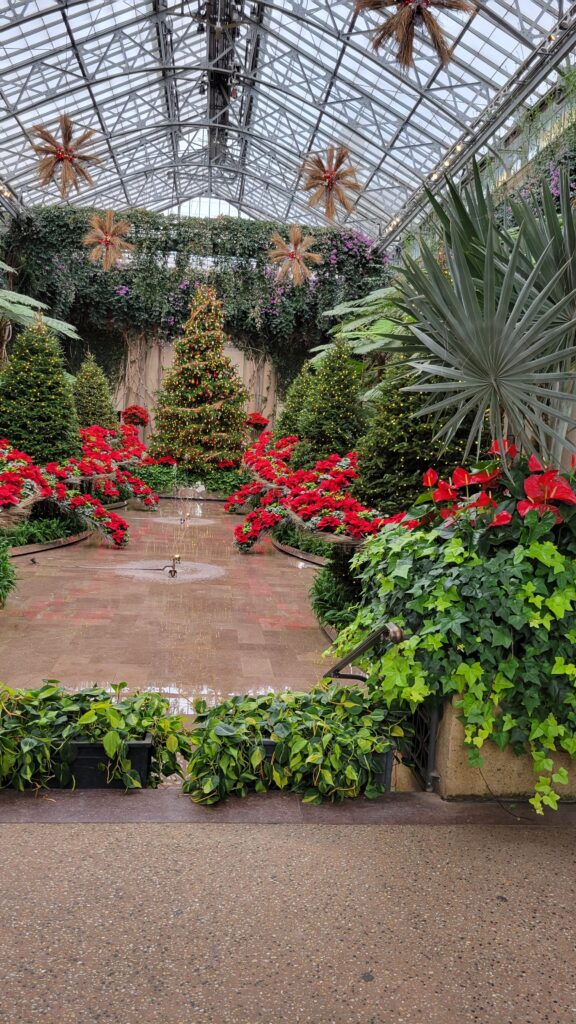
(122, 405, 150, 427)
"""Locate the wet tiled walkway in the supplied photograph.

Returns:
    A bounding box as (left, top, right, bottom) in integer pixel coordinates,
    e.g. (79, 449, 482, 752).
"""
(0, 501, 326, 705)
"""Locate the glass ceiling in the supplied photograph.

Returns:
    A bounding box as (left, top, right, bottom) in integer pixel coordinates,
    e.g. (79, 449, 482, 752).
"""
(0, 0, 572, 235)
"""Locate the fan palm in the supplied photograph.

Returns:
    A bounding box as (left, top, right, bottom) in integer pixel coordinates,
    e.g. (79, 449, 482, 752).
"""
(400, 225, 576, 464)
(0, 261, 78, 338)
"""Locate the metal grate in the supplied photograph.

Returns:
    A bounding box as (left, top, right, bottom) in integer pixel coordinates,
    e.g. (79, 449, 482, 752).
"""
(403, 703, 442, 792)
(323, 620, 442, 791)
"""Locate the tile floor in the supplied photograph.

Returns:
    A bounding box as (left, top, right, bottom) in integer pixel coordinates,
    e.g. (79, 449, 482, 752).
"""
(0, 501, 327, 706)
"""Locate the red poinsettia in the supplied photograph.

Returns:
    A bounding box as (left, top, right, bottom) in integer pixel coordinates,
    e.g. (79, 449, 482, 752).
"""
(122, 405, 150, 427)
(245, 412, 269, 429)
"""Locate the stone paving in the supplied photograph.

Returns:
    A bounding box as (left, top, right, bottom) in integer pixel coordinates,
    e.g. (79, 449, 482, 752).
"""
(0, 500, 326, 706)
(1, 821, 575, 1024)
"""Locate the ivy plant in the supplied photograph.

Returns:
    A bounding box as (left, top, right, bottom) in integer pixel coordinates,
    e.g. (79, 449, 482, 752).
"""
(336, 514, 576, 813)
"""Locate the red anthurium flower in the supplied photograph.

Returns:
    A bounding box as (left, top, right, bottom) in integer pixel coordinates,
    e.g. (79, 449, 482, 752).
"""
(488, 510, 513, 528)
(433, 480, 458, 503)
(528, 454, 544, 472)
(524, 470, 576, 506)
(489, 439, 518, 460)
(451, 467, 474, 488)
(423, 468, 438, 487)
(517, 499, 562, 523)
(471, 468, 501, 487)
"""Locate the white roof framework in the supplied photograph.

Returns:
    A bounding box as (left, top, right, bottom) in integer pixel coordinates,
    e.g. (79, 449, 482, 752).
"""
(0, 0, 574, 236)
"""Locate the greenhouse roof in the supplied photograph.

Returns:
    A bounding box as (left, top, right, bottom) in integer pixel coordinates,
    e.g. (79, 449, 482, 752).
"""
(0, 0, 575, 237)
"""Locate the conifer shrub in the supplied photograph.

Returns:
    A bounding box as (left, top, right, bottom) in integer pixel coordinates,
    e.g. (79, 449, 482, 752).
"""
(73, 352, 118, 428)
(150, 287, 248, 474)
(0, 320, 79, 463)
(0, 541, 15, 608)
(274, 362, 316, 438)
(292, 341, 365, 467)
(352, 362, 467, 515)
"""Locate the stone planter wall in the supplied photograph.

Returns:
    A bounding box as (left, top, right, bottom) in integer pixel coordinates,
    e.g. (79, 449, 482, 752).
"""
(435, 700, 576, 799)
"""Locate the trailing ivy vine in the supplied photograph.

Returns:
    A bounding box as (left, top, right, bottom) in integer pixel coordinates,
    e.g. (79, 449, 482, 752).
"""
(4, 208, 392, 387)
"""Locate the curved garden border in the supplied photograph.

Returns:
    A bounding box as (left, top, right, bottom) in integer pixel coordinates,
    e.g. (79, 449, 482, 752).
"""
(9, 530, 92, 558)
(270, 536, 328, 567)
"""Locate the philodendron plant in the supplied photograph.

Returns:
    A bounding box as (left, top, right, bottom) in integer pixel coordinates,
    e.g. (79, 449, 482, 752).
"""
(183, 683, 409, 805)
(0, 682, 192, 790)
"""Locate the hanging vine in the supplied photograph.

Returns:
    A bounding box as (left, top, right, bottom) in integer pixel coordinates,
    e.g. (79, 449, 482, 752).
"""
(3, 208, 392, 388)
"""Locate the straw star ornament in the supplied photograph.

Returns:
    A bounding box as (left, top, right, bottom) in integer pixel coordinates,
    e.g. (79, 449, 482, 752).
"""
(31, 114, 101, 198)
(83, 211, 134, 271)
(355, 0, 476, 68)
(301, 144, 361, 221)
(268, 227, 323, 285)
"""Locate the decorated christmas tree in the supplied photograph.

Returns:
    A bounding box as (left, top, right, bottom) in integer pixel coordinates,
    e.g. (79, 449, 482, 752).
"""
(0, 319, 79, 463)
(151, 286, 248, 474)
(73, 352, 118, 428)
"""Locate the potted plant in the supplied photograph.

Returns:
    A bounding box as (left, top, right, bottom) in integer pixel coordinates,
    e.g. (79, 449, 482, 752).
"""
(0, 682, 192, 790)
(183, 683, 408, 804)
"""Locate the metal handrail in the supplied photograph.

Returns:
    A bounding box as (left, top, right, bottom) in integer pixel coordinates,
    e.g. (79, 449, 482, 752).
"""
(323, 621, 404, 683)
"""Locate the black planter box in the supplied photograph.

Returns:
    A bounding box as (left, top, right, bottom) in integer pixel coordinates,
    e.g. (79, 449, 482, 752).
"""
(55, 734, 153, 789)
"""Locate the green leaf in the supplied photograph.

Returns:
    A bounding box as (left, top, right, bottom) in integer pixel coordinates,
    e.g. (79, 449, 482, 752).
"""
(77, 710, 97, 725)
(166, 734, 179, 753)
(102, 730, 120, 758)
(213, 722, 237, 737)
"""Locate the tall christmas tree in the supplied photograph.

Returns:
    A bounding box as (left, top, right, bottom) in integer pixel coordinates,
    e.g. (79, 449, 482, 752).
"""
(151, 286, 248, 474)
(73, 352, 118, 428)
(0, 319, 79, 463)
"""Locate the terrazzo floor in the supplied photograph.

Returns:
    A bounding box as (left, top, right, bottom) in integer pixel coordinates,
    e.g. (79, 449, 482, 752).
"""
(0, 500, 326, 706)
(1, 822, 575, 1024)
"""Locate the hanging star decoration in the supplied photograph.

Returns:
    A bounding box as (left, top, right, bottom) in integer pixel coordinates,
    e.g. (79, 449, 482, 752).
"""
(301, 144, 362, 221)
(355, 0, 475, 68)
(268, 226, 323, 286)
(83, 211, 134, 271)
(31, 114, 101, 197)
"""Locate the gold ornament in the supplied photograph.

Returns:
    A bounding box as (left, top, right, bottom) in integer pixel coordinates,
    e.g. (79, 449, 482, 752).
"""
(355, 0, 476, 68)
(268, 226, 323, 285)
(83, 211, 134, 271)
(31, 113, 100, 197)
(301, 145, 361, 221)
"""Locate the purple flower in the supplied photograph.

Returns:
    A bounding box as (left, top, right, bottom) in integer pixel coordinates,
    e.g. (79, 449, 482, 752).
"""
(115, 285, 130, 297)
(178, 279, 189, 290)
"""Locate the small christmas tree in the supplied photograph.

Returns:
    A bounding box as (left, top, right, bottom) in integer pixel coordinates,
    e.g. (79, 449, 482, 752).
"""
(0, 319, 79, 463)
(293, 340, 366, 467)
(73, 352, 118, 428)
(151, 286, 248, 474)
(274, 362, 316, 438)
(352, 361, 467, 514)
